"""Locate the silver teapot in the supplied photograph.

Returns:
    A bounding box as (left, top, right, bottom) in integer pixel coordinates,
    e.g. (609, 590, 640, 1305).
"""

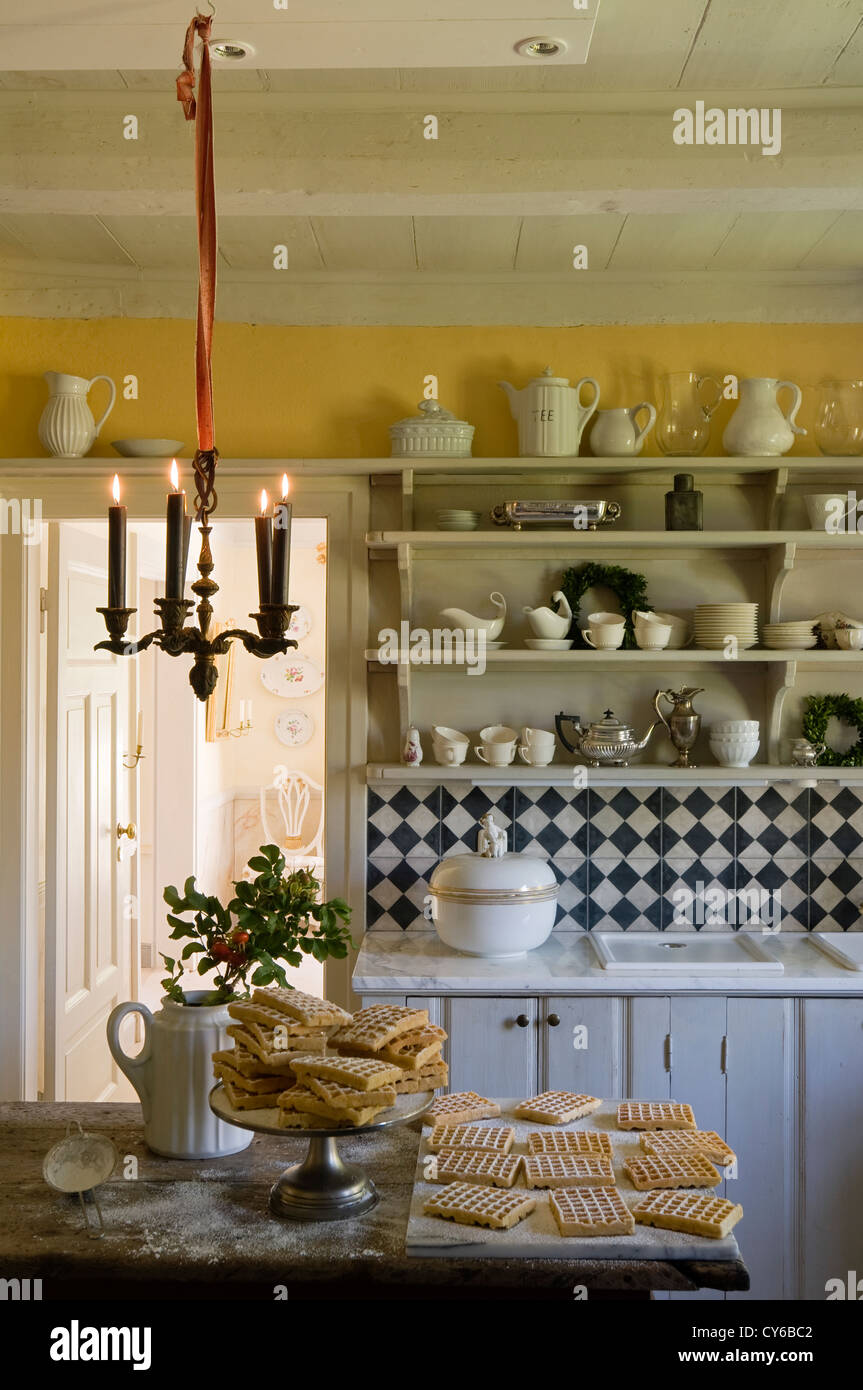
(555, 708, 661, 768)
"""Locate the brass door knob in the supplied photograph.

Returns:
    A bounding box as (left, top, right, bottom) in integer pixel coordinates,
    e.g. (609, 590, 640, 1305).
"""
(116, 823, 137, 840)
(547, 1013, 561, 1027)
(516, 1014, 530, 1028)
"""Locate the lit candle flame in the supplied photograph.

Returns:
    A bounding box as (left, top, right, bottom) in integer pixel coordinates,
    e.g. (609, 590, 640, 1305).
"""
(260, 489, 269, 515)
(112, 474, 121, 504)
(170, 459, 179, 491)
(281, 473, 290, 500)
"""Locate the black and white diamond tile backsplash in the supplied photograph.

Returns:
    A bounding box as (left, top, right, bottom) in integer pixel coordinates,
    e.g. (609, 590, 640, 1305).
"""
(366, 783, 863, 932)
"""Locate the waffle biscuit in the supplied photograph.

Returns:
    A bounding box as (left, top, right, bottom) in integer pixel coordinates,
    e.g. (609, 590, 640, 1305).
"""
(424, 1092, 502, 1127)
(427, 1123, 515, 1154)
(306, 1075, 396, 1110)
(623, 1152, 721, 1191)
(551, 1186, 636, 1238)
(336, 1037, 443, 1072)
(392, 1062, 449, 1094)
(386, 1025, 447, 1056)
(330, 1004, 428, 1052)
(514, 1091, 602, 1125)
(221, 1079, 281, 1110)
(523, 1153, 615, 1189)
(212, 1061, 287, 1094)
(215, 1042, 302, 1077)
(277, 1108, 351, 1130)
(283, 1090, 385, 1127)
(290, 1052, 403, 1091)
(633, 1189, 743, 1239)
(227, 999, 331, 1034)
(226, 1023, 327, 1065)
(423, 1181, 536, 1231)
(526, 1129, 613, 1158)
(617, 1101, 696, 1131)
(641, 1130, 737, 1167)
(251, 987, 351, 1028)
(431, 1149, 522, 1189)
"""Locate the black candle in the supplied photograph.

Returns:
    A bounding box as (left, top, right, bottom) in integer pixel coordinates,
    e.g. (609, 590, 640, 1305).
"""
(166, 460, 185, 599)
(181, 514, 192, 593)
(271, 473, 292, 605)
(108, 474, 126, 608)
(255, 489, 273, 607)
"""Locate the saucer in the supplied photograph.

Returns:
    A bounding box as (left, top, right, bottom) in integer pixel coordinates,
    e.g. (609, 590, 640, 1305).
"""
(524, 639, 574, 650)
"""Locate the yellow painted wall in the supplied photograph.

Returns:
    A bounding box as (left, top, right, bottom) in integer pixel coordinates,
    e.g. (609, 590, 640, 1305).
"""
(1, 317, 859, 459)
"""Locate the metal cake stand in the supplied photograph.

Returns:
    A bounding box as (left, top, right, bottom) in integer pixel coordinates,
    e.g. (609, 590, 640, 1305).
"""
(210, 1083, 433, 1222)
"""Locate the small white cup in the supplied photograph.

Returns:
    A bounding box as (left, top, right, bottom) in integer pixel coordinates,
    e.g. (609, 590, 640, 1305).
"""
(432, 741, 467, 766)
(583, 627, 624, 650)
(475, 742, 516, 766)
(519, 745, 554, 767)
(479, 724, 518, 744)
(587, 611, 626, 628)
(836, 628, 863, 650)
(635, 622, 672, 651)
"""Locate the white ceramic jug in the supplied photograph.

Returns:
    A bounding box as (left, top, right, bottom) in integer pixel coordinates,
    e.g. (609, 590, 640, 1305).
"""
(498, 367, 600, 457)
(722, 377, 806, 457)
(523, 589, 573, 638)
(590, 403, 657, 457)
(107, 992, 252, 1159)
(38, 370, 117, 458)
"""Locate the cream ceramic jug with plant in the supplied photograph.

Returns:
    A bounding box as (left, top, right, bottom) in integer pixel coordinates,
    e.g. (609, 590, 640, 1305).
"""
(38, 371, 117, 458)
(498, 367, 600, 457)
(722, 377, 806, 457)
(590, 402, 657, 457)
(108, 845, 353, 1159)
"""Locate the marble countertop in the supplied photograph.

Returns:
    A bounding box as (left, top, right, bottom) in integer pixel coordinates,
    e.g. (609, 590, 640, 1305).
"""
(353, 931, 863, 995)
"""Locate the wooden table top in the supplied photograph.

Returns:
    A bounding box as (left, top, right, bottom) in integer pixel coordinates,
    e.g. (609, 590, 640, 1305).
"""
(0, 1103, 749, 1299)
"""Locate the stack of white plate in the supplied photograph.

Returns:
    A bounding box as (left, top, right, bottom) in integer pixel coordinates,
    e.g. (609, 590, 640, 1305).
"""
(694, 603, 759, 650)
(437, 509, 480, 531)
(761, 620, 818, 651)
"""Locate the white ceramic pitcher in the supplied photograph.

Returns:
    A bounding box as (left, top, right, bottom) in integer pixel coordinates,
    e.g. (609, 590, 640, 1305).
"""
(590, 402, 657, 457)
(722, 377, 806, 457)
(38, 370, 117, 458)
(107, 992, 252, 1159)
(498, 367, 600, 457)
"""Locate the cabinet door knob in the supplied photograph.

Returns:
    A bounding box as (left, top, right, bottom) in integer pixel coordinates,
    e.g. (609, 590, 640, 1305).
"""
(515, 1014, 530, 1028)
(547, 1013, 561, 1027)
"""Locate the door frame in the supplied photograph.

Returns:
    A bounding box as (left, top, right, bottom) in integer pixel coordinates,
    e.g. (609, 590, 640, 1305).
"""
(0, 463, 369, 1098)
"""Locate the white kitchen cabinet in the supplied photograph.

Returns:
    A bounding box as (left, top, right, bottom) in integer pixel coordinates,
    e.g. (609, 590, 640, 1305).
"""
(442, 996, 538, 1097)
(542, 995, 622, 1098)
(801, 998, 863, 1301)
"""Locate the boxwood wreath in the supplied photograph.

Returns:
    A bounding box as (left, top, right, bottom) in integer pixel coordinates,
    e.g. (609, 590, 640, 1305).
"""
(559, 563, 651, 649)
(802, 693, 863, 767)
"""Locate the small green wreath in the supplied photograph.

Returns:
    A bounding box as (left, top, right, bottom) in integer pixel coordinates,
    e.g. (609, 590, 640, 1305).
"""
(560, 563, 651, 650)
(802, 693, 863, 766)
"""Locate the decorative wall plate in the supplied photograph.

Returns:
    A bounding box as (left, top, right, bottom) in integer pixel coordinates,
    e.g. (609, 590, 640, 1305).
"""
(274, 710, 315, 747)
(288, 604, 312, 640)
(260, 654, 325, 698)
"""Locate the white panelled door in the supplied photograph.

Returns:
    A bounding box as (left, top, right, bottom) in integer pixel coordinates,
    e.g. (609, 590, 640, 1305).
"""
(45, 524, 136, 1101)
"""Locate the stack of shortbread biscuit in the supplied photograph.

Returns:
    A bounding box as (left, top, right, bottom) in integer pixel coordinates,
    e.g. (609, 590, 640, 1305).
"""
(211, 988, 350, 1110)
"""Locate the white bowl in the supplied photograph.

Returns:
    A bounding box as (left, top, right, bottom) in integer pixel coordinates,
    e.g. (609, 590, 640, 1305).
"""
(112, 438, 184, 458)
(805, 493, 851, 530)
(710, 738, 760, 768)
(709, 721, 759, 735)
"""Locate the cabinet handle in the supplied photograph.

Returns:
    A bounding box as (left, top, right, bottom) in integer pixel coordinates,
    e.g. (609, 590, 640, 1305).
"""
(547, 1013, 561, 1027)
(664, 1033, 673, 1072)
(516, 1014, 530, 1028)
(721, 1035, 729, 1074)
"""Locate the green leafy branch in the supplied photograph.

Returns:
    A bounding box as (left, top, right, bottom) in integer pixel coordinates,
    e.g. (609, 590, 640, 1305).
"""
(559, 563, 651, 649)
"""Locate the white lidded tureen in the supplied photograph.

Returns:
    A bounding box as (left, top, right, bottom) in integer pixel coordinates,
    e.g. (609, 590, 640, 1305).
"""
(389, 398, 474, 457)
(423, 812, 558, 959)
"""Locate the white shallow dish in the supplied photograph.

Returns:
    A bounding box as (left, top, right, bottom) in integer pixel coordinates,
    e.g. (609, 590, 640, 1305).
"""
(524, 638, 574, 650)
(590, 931, 782, 974)
(112, 438, 184, 457)
(260, 654, 324, 698)
(274, 709, 315, 747)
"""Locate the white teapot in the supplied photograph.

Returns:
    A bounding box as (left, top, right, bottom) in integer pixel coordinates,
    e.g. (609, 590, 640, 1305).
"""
(499, 367, 600, 457)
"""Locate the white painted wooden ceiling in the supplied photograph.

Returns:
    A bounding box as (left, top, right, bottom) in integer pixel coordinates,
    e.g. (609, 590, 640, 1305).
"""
(0, 0, 861, 324)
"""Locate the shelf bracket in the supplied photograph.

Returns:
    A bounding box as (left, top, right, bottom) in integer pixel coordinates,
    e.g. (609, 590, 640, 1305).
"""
(396, 543, 413, 738)
(766, 658, 797, 764)
(400, 468, 415, 531)
(766, 466, 789, 531)
(767, 540, 797, 624)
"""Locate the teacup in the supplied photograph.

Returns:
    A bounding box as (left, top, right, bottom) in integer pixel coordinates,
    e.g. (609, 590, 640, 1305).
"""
(635, 621, 672, 651)
(431, 725, 469, 765)
(836, 628, 863, 650)
(519, 727, 556, 766)
(588, 611, 625, 628)
(479, 724, 518, 744)
(583, 625, 624, 650)
(633, 609, 692, 649)
(475, 742, 516, 766)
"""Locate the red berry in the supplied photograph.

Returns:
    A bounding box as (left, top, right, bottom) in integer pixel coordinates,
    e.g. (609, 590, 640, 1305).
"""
(231, 930, 250, 946)
(211, 939, 231, 961)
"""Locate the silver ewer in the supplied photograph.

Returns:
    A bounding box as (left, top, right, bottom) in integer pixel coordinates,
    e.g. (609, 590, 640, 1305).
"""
(654, 687, 704, 768)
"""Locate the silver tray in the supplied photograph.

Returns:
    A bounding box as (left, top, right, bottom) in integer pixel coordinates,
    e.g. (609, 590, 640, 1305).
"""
(491, 499, 622, 531)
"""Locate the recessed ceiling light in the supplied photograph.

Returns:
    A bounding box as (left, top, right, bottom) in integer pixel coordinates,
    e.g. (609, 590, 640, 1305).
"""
(515, 36, 567, 59)
(210, 40, 255, 62)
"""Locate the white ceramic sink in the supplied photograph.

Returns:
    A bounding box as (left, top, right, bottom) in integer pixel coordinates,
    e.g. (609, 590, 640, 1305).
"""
(590, 932, 783, 974)
(807, 932, 863, 971)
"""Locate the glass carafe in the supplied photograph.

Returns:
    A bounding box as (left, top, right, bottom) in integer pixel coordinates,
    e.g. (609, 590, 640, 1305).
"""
(656, 371, 722, 457)
(815, 380, 863, 457)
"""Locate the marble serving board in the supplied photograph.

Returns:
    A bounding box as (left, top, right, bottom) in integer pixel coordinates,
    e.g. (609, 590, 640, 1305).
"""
(406, 1098, 742, 1262)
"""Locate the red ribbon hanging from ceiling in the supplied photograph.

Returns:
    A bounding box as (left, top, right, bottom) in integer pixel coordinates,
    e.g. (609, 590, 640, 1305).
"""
(177, 12, 216, 461)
